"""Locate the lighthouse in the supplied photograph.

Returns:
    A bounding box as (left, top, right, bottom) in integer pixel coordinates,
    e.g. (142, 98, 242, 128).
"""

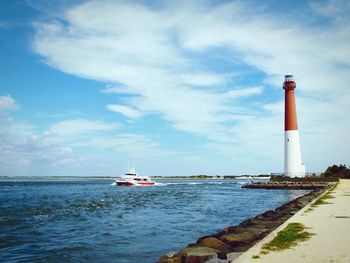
(283, 74, 305, 177)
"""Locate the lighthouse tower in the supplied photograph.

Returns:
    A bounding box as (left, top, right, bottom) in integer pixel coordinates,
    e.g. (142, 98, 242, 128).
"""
(283, 74, 305, 177)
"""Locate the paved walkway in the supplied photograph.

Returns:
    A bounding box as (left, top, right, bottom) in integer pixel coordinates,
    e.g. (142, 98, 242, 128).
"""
(232, 179, 350, 263)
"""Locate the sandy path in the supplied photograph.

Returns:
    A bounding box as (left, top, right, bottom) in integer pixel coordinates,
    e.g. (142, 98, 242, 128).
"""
(232, 179, 350, 263)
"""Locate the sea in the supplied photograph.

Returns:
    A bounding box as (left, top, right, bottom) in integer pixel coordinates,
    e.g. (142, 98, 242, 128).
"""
(0, 178, 308, 263)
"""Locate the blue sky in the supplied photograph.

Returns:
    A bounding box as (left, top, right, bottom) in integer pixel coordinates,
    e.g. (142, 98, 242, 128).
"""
(0, 0, 349, 176)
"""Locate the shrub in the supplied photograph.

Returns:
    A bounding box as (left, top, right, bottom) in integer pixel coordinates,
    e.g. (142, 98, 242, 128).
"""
(323, 164, 350, 179)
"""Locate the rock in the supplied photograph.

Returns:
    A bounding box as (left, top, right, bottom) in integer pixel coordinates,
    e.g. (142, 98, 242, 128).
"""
(157, 253, 181, 263)
(259, 209, 286, 221)
(166, 251, 178, 257)
(198, 237, 232, 254)
(179, 246, 220, 263)
(260, 210, 275, 218)
(220, 228, 266, 251)
(242, 181, 329, 190)
(220, 226, 239, 235)
(238, 218, 255, 227)
(249, 219, 277, 230)
(157, 188, 330, 262)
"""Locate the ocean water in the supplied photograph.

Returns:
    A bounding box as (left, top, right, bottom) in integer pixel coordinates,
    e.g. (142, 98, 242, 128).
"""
(0, 178, 308, 263)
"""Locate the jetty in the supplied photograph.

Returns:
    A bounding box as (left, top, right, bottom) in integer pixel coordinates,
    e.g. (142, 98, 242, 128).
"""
(233, 179, 350, 263)
(157, 185, 330, 263)
(241, 181, 328, 190)
(157, 179, 350, 263)
(242, 176, 338, 190)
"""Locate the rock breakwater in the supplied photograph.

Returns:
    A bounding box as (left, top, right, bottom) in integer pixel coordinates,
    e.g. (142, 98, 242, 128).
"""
(242, 181, 329, 190)
(157, 187, 329, 263)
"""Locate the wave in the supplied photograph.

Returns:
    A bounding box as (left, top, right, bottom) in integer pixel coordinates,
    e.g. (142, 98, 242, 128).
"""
(110, 181, 232, 187)
(159, 181, 229, 186)
(153, 182, 166, 186)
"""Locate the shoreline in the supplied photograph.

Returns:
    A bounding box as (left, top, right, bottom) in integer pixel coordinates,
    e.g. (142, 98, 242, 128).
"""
(0, 175, 270, 180)
(234, 179, 349, 263)
(157, 184, 332, 263)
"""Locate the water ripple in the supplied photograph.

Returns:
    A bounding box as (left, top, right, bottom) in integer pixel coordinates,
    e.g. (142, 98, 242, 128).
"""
(0, 179, 308, 263)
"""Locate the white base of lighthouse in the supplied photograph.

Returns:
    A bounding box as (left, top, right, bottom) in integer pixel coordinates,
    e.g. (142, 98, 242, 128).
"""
(284, 130, 305, 177)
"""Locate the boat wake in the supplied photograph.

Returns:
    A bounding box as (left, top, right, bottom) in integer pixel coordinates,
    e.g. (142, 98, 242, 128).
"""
(111, 181, 165, 187)
(159, 181, 229, 186)
(111, 180, 242, 187)
(153, 182, 166, 186)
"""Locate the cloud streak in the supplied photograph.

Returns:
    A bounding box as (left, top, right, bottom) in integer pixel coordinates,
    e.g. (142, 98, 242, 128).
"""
(27, 0, 350, 173)
(32, 0, 268, 139)
(0, 95, 18, 112)
(47, 119, 118, 137)
(0, 95, 173, 175)
(106, 104, 142, 119)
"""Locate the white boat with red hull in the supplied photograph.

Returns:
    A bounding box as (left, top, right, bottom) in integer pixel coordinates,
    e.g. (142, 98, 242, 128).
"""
(114, 168, 156, 186)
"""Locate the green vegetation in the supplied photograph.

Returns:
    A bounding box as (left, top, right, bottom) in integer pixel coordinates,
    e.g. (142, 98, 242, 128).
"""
(303, 183, 337, 215)
(322, 164, 350, 179)
(310, 184, 336, 208)
(252, 255, 260, 259)
(260, 223, 313, 253)
(312, 193, 334, 206)
(312, 197, 330, 206)
(303, 207, 314, 214)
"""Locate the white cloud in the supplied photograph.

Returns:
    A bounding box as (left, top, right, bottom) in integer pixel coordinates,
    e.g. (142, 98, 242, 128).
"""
(106, 104, 142, 119)
(310, 0, 350, 20)
(179, 73, 228, 87)
(42, 118, 168, 160)
(47, 118, 118, 137)
(225, 87, 263, 99)
(30, 0, 350, 173)
(0, 98, 105, 174)
(0, 115, 80, 173)
(18, 158, 31, 166)
(0, 104, 172, 175)
(101, 84, 134, 94)
(74, 133, 172, 158)
(0, 95, 18, 112)
(32, 1, 266, 140)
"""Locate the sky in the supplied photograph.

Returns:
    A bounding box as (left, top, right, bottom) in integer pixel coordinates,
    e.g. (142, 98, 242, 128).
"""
(0, 0, 349, 176)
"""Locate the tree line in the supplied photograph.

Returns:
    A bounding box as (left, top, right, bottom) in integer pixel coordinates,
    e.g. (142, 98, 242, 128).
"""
(322, 164, 350, 179)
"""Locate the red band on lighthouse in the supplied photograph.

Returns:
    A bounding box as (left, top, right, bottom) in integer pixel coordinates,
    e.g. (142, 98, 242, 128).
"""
(284, 79, 298, 131)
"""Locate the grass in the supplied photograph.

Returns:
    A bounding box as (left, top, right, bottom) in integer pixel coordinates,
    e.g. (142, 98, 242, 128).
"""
(260, 223, 313, 254)
(303, 207, 314, 214)
(303, 185, 337, 215)
(252, 255, 260, 259)
(309, 183, 338, 208)
(311, 192, 335, 207)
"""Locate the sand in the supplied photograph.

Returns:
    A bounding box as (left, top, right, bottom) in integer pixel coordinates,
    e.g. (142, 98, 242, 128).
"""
(231, 179, 350, 263)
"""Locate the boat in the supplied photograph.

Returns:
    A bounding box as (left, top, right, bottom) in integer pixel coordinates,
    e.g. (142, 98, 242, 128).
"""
(114, 167, 156, 186)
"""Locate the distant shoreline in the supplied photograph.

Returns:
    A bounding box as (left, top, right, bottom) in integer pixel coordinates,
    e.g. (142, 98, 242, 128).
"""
(0, 176, 115, 180)
(0, 175, 271, 180)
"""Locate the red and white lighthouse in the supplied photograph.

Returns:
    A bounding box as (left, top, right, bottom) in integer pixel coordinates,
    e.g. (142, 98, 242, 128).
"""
(283, 74, 305, 177)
